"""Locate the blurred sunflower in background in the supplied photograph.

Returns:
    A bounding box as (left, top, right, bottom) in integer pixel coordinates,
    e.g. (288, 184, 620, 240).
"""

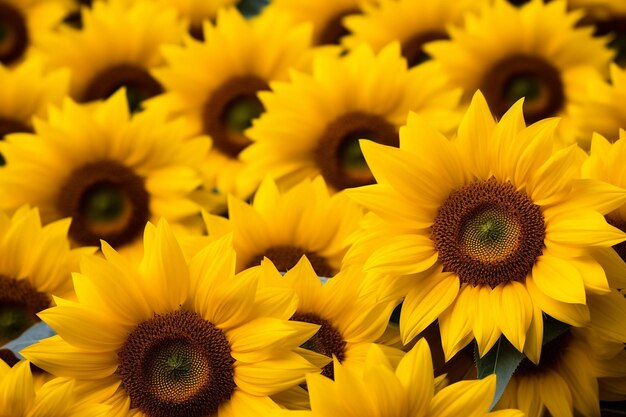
(568, 0, 626, 66)
(275, 341, 523, 417)
(37, 0, 184, 111)
(497, 291, 626, 417)
(0, 360, 110, 416)
(202, 176, 363, 276)
(0, 206, 91, 361)
(0, 0, 70, 66)
(266, 0, 374, 45)
(0, 91, 208, 259)
(426, 0, 613, 145)
(150, 7, 317, 197)
(242, 42, 460, 193)
(23, 220, 321, 416)
(342, 0, 486, 67)
(569, 65, 626, 148)
(0, 58, 68, 164)
(345, 93, 626, 361)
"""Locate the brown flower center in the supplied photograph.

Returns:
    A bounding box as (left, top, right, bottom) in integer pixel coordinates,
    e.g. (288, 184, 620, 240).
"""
(246, 245, 335, 277)
(0, 1, 28, 65)
(202, 76, 269, 158)
(431, 178, 545, 287)
(81, 65, 163, 112)
(0, 275, 50, 345)
(315, 112, 398, 190)
(57, 160, 150, 248)
(291, 312, 346, 379)
(402, 30, 448, 67)
(317, 8, 358, 45)
(118, 310, 235, 417)
(481, 55, 564, 124)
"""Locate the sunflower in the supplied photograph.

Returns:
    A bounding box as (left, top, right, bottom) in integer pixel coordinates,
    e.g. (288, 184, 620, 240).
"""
(0, 206, 91, 355)
(37, 0, 185, 111)
(0, 361, 110, 416)
(274, 341, 523, 417)
(149, 7, 318, 197)
(425, 0, 613, 144)
(568, 0, 626, 65)
(568, 65, 626, 149)
(242, 42, 461, 194)
(0, 0, 70, 66)
(22, 219, 322, 416)
(0, 90, 208, 259)
(582, 131, 626, 277)
(344, 92, 626, 362)
(497, 291, 626, 417)
(256, 256, 402, 409)
(0, 58, 68, 164)
(342, 0, 487, 67)
(201, 176, 363, 277)
(266, 0, 374, 45)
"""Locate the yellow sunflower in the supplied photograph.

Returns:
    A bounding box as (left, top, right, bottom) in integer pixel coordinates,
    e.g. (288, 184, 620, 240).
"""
(344, 92, 626, 362)
(568, 65, 626, 148)
(342, 0, 487, 67)
(497, 291, 626, 417)
(0, 205, 91, 352)
(582, 130, 626, 277)
(425, 0, 613, 144)
(37, 0, 185, 111)
(257, 256, 402, 409)
(567, 0, 626, 65)
(0, 90, 208, 259)
(266, 0, 375, 45)
(22, 219, 322, 416)
(275, 341, 523, 417)
(242, 42, 461, 194)
(0, 361, 110, 416)
(0, 57, 68, 163)
(0, 0, 70, 66)
(149, 7, 318, 197)
(201, 176, 363, 276)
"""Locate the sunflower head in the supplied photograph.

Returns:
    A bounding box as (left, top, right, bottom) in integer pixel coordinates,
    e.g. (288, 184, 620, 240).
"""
(342, 0, 488, 67)
(37, 0, 185, 110)
(150, 7, 317, 197)
(0, 90, 209, 255)
(242, 42, 461, 194)
(426, 0, 613, 132)
(22, 219, 322, 415)
(345, 91, 626, 360)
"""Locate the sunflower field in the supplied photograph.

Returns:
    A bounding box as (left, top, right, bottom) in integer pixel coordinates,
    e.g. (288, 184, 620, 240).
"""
(2, 0, 626, 415)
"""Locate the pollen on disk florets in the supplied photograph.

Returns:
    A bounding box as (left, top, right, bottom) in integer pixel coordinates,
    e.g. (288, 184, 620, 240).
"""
(292, 312, 346, 380)
(117, 310, 235, 417)
(431, 178, 546, 287)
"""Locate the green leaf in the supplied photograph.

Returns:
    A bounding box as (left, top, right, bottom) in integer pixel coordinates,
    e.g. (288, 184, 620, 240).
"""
(541, 314, 570, 345)
(475, 338, 525, 410)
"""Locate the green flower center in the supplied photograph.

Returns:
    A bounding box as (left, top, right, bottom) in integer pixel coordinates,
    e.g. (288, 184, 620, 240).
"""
(316, 112, 399, 190)
(203, 76, 269, 158)
(431, 178, 545, 287)
(118, 310, 235, 417)
(57, 160, 150, 248)
(504, 75, 541, 107)
(223, 96, 264, 135)
(0, 305, 33, 343)
(82, 183, 126, 224)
